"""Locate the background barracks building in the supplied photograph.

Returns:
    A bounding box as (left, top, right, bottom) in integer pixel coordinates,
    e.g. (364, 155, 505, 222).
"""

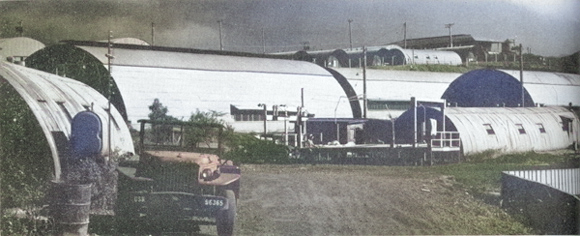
(390, 34, 513, 63)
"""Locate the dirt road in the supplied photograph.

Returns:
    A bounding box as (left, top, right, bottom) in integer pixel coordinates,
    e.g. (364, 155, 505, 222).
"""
(219, 164, 530, 236)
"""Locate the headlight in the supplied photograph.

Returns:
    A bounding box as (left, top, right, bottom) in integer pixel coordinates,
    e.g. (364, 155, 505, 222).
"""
(200, 168, 213, 181)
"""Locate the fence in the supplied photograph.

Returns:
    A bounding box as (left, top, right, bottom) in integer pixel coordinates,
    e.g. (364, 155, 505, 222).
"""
(503, 168, 580, 196)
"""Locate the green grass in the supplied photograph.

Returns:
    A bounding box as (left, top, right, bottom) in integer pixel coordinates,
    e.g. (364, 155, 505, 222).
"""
(426, 151, 580, 194)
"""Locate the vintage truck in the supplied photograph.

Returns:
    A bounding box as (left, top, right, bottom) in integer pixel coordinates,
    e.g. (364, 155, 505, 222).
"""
(115, 119, 240, 236)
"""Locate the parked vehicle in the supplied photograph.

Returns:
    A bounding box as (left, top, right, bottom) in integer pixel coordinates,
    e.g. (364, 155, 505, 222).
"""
(115, 119, 240, 236)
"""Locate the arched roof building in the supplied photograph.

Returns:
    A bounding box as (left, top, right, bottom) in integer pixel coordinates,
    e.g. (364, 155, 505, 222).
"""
(0, 37, 45, 64)
(442, 69, 535, 107)
(26, 41, 358, 133)
(498, 69, 580, 107)
(332, 68, 460, 118)
(335, 68, 580, 119)
(395, 106, 579, 155)
(0, 61, 134, 179)
(380, 45, 463, 66)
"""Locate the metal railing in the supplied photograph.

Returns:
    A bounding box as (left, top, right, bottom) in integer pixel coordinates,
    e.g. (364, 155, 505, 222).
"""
(430, 131, 461, 151)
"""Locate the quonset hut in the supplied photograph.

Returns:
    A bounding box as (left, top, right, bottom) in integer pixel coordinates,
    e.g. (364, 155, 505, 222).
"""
(26, 40, 359, 133)
(0, 60, 134, 179)
(0, 37, 45, 65)
(442, 69, 535, 107)
(394, 106, 579, 155)
(442, 69, 580, 107)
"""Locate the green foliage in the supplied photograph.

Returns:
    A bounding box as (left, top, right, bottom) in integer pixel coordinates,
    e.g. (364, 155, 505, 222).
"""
(147, 98, 179, 144)
(428, 151, 579, 194)
(1, 81, 54, 234)
(185, 109, 227, 148)
(223, 133, 291, 164)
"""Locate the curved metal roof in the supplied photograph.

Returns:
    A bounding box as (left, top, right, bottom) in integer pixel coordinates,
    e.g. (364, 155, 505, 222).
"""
(385, 45, 463, 65)
(394, 106, 579, 155)
(0, 61, 134, 179)
(28, 42, 356, 133)
(442, 69, 535, 107)
(0, 37, 45, 59)
(499, 69, 580, 106)
(446, 106, 579, 155)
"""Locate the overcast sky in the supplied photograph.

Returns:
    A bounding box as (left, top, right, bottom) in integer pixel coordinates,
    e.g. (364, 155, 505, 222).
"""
(1, 0, 578, 57)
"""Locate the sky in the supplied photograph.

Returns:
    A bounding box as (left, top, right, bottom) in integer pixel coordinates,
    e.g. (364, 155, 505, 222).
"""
(0, 0, 578, 57)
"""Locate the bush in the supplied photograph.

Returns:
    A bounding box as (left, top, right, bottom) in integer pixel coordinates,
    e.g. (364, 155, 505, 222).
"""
(223, 133, 292, 164)
(1, 80, 54, 235)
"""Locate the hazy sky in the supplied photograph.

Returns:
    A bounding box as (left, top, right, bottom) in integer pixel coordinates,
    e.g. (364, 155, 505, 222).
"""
(1, 0, 578, 57)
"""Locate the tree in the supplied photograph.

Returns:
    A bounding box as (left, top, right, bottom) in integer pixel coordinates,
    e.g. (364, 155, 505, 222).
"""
(185, 110, 226, 148)
(147, 99, 178, 144)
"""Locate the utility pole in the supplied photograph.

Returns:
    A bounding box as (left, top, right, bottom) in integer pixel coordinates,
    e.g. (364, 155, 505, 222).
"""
(105, 31, 115, 160)
(445, 23, 454, 47)
(403, 22, 407, 49)
(217, 20, 223, 51)
(262, 28, 266, 54)
(151, 22, 155, 46)
(362, 46, 367, 119)
(348, 19, 353, 50)
(520, 43, 524, 107)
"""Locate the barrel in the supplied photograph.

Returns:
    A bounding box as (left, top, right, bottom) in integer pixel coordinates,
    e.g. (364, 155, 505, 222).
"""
(49, 181, 92, 236)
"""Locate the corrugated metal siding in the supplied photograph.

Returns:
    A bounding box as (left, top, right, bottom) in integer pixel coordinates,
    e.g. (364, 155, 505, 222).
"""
(112, 65, 352, 132)
(446, 107, 579, 155)
(500, 70, 580, 106)
(1, 61, 134, 179)
(504, 168, 580, 196)
(62, 44, 354, 132)
(334, 68, 459, 119)
(76, 45, 331, 76)
(335, 68, 459, 101)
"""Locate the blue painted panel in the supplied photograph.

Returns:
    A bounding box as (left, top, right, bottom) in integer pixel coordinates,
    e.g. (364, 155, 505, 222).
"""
(441, 69, 535, 107)
(70, 111, 102, 159)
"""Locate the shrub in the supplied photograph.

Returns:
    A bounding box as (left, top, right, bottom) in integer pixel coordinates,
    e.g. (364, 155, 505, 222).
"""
(223, 133, 291, 164)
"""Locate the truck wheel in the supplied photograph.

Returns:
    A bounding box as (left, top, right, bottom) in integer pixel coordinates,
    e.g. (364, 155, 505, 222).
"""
(216, 190, 236, 236)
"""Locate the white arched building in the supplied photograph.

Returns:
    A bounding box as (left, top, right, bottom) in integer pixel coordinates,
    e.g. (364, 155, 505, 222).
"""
(0, 60, 134, 179)
(27, 41, 359, 133)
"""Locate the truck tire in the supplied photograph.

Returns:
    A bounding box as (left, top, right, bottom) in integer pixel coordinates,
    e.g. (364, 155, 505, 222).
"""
(216, 190, 236, 236)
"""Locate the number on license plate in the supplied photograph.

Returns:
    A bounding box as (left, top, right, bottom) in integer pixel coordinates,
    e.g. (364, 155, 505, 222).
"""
(204, 199, 224, 206)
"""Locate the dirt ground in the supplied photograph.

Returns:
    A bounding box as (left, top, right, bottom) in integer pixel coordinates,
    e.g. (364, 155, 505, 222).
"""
(192, 164, 529, 236)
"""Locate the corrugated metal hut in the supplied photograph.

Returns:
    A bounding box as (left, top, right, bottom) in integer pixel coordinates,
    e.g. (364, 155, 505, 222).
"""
(498, 69, 580, 107)
(442, 69, 580, 107)
(442, 69, 535, 107)
(331, 68, 460, 118)
(0, 37, 45, 64)
(379, 45, 463, 65)
(26, 41, 358, 133)
(395, 106, 580, 155)
(0, 61, 134, 179)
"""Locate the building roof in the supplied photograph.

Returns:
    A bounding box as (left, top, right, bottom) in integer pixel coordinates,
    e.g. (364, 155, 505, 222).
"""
(0, 37, 45, 58)
(394, 105, 579, 155)
(27, 41, 358, 133)
(0, 61, 134, 179)
(442, 69, 535, 107)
